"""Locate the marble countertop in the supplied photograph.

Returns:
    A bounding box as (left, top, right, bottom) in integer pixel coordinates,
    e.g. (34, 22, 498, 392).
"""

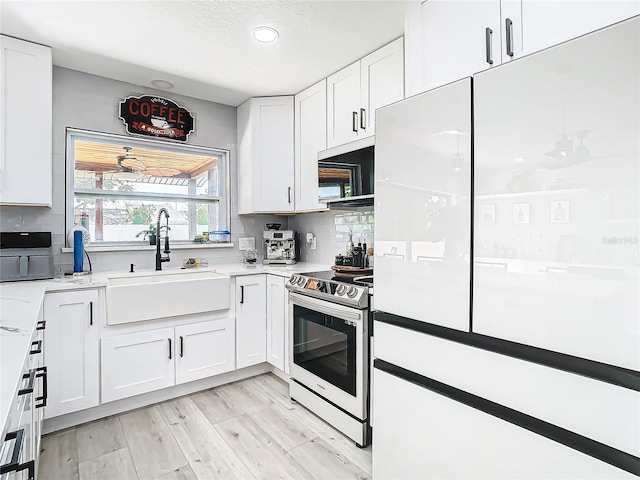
(0, 282, 47, 438)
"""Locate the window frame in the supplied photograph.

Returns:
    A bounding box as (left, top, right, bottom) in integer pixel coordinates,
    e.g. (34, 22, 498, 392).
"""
(65, 127, 231, 246)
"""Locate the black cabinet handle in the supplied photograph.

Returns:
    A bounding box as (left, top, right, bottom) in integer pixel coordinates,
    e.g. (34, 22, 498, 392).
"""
(18, 371, 36, 396)
(180, 336, 184, 358)
(485, 27, 494, 65)
(36, 320, 46, 331)
(0, 429, 35, 478)
(352, 111, 358, 133)
(360, 108, 366, 129)
(29, 340, 42, 355)
(240, 285, 244, 304)
(89, 301, 93, 326)
(35, 366, 47, 408)
(505, 18, 514, 57)
(288, 187, 292, 204)
(168, 338, 172, 360)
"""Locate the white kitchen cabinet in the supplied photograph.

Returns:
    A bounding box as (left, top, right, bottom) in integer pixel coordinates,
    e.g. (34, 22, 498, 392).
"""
(294, 79, 328, 212)
(405, 0, 520, 97)
(373, 368, 634, 479)
(521, 0, 640, 56)
(266, 275, 288, 373)
(327, 62, 361, 148)
(101, 327, 175, 403)
(0, 35, 52, 206)
(327, 38, 404, 148)
(237, 96, 294, 214)
(175, 318, 235, 384)
(235, 275, 267, 369)
(359, 37, 405, 137)
(43, 290, 100, 418)
(405, 0, 639, 97)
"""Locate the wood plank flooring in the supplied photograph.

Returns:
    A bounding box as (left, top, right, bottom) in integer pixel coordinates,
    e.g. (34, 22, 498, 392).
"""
(39, 374, 371, 480)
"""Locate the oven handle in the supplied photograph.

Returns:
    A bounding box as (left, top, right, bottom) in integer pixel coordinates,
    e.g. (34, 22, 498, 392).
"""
(289, 292, 364, 323)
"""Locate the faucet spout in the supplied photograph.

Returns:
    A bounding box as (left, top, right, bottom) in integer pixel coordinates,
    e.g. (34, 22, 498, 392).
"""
(156, 208, 170, 271)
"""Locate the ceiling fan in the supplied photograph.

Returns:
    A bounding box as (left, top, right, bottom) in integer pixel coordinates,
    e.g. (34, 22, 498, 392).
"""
(109, 146, 181, 179)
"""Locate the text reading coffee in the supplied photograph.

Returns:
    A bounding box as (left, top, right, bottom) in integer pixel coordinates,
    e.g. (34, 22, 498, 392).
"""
(119, 95, 195, 142)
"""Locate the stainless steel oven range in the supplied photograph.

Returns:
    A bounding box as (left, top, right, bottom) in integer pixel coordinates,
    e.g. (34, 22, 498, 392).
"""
(286, 271, 371, 447)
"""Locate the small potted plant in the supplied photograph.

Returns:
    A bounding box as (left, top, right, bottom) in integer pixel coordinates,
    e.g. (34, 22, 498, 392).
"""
(136, 224, 157, 245)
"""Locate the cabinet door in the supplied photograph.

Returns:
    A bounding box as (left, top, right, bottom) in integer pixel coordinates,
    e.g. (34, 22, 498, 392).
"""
(374, 78, 472, 332)
(266, 275, 288, 372)
(326, 61, 361, 148)
(419, 0, 501, 92)
(43, 290, 100, 418)
(235, 275, 267, 369)
(238, 96, 295, 213)
(521, 0, 640, 55)
(373, 368, 634, 478)
(175, 318, 235, 384)
(294, 79, 328, 212)
(101, 327, 175, 403)
(473, 17, 640, 370)
(360, 37, 404, 137)
(0, 35, 52, 206)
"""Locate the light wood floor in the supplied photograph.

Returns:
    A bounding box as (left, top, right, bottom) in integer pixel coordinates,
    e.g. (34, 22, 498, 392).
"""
(39, 373, 371, 480)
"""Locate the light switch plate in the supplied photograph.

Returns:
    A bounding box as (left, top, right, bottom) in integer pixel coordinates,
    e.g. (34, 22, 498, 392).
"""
(238, 237, 255, 251)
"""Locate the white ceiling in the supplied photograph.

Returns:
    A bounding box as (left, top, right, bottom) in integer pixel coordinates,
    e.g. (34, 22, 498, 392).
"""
(0, 0, 407, 106)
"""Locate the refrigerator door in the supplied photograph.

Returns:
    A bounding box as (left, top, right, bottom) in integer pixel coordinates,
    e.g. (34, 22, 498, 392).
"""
(374, 78, 472, 331)
(473, 17, 639, 370)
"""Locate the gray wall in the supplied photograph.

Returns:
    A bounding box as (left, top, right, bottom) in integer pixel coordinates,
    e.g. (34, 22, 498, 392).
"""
(0, 67, 286, 273)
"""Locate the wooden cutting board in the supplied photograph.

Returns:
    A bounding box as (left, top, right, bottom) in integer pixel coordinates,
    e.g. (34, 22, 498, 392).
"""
(331, 265, 373, 275)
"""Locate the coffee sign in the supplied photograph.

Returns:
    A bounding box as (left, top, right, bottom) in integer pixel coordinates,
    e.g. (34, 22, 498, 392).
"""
(119, 95, 195, 142)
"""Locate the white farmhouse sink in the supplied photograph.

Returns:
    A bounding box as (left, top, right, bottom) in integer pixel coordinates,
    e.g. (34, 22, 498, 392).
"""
(105, 270, 230, 325)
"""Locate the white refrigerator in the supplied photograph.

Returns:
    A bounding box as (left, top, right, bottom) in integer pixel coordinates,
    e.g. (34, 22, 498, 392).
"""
(372, 16, 639, 479)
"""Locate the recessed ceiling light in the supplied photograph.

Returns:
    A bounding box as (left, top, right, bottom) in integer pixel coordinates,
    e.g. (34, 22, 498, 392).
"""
(253, 26, 279, 43)
(513, 157, 526, 162)
(151, 79, 174, 89)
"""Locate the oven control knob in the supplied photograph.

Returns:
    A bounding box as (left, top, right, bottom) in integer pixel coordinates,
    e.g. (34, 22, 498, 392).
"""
(336, 284, 347, 296)
(297, 277, 306, 286)
(317, 281, 327, 293)
(289, 275, 298, 284)
(347, 286, 359, 298)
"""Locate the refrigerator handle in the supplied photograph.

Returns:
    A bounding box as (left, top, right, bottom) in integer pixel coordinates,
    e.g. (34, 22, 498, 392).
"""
(505, 18, 514, 57)
(352, 111, 358, 133)
(485, 27, 494, 65)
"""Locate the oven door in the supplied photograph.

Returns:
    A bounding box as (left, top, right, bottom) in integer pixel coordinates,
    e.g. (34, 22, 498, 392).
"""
(288, 292, 368, 420)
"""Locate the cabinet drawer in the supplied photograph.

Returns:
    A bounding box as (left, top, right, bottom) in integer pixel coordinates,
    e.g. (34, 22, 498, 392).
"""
(374, 321, 640, 457)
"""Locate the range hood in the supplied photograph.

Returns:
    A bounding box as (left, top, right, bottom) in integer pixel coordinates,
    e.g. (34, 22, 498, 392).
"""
(317, 136, 375, 210)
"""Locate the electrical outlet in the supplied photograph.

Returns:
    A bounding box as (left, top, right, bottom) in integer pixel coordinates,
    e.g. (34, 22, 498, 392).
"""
(238, 237, 255, 251)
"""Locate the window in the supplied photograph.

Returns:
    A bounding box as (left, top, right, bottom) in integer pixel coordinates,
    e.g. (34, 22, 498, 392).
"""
(66, 129, 230, 244)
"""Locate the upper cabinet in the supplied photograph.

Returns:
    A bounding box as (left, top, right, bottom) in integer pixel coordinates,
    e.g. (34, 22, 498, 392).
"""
(237, 96, 295, 214)
(327, 38, 404, 148)
(0, 35, 52, 207)
(405, 0, 639, 97)
(294, 79, 328, 212)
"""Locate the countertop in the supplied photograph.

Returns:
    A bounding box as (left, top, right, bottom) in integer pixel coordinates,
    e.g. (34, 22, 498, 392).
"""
(0, 282, 47, 438)
(0, 261, 330, 435)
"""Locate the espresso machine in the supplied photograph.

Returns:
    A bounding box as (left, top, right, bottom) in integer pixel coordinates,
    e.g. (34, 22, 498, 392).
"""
(263, 225, 298, 265)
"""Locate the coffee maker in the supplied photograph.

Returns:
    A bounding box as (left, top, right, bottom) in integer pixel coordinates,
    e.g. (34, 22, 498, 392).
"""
(263, 224, 298, 265)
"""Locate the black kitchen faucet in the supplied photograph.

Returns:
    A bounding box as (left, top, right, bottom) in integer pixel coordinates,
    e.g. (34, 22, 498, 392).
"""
(155, 208, 171, 270)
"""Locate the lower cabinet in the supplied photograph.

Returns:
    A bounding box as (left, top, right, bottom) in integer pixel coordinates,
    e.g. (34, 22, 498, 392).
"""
(101, 318, 234, 403)
(266, 275, 289, 373)
(43, 289, 100, 419)
(373, 368, 633, 479)
(235, 275, 267, 369)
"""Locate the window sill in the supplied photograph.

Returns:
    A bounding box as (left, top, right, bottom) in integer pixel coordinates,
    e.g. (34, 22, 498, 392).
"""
(61, 243, 235, 253)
